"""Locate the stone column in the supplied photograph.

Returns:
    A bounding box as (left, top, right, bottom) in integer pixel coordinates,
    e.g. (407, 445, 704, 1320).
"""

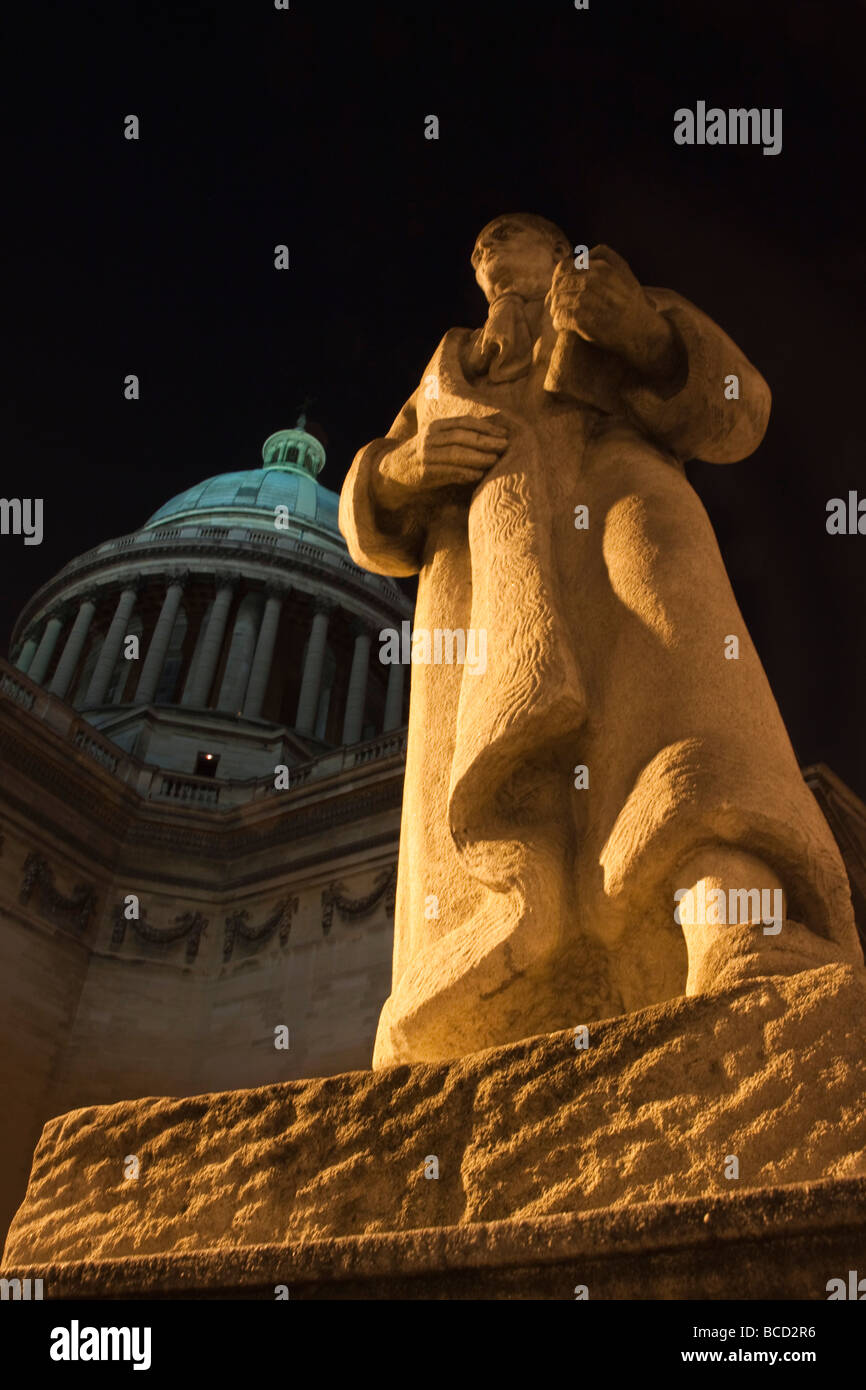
(295, 601, 332, 736)
(216, 591, 262, 713)
(243, 583, 287, 719)
(13, 633, 39, 675)
(181, 574, 239, 708)
(83, 583, 140, 707)
(48, 591, 97, 697)
(342, 621, 372, 745)
(28, 608, 67, 686)
(383, 657, 406, 731)
(135, 572, 188, 706)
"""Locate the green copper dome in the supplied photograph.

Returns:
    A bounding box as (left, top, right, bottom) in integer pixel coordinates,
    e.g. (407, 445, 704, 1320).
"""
(143, 425, 341, 536)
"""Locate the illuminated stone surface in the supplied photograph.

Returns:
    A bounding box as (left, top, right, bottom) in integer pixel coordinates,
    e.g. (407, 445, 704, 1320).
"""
(340, 213, 862, 1065)
(5, 962, 865, 1269)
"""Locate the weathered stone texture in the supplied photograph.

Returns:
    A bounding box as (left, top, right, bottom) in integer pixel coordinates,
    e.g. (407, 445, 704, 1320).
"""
(4, 1179, 864, 1299)
(6, 962, 866, 1266)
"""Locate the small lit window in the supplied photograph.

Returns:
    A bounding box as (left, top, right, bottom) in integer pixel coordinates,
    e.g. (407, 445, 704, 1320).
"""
(195, 752, 220, 778)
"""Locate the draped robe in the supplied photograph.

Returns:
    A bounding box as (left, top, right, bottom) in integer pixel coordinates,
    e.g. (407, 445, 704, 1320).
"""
(340, 288, 862, 1066)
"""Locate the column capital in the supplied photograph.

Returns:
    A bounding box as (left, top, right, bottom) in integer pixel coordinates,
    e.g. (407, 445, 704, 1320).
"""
(166, 567, 191, 590)
(263, 580, 291, 602)
(213, 570, 243, 594)
(311, 596, 336, 618)
(74, 586, 101, 607)
(347, 613, 376, 641)
(107, 576, 145, 601)
(47, 600, 74, 624)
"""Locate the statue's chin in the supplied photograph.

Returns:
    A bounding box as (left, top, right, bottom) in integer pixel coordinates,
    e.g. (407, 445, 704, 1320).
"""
(486, 274, 552, 304)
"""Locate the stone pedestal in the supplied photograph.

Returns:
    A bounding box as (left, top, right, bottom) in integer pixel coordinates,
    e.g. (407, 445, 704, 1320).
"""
(2, 1180, 864, 1300)
(4, 963, 866, 1298)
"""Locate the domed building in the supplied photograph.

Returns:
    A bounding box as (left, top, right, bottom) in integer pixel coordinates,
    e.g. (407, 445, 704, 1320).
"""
(0, 420, 413, 1245)
(10, 418, 411, 780)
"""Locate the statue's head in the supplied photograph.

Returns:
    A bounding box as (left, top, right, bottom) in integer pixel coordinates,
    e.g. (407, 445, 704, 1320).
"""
(471, 213, 570, 303)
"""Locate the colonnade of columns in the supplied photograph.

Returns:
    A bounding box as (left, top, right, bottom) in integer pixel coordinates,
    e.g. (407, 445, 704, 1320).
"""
(12, 571, 407, 742)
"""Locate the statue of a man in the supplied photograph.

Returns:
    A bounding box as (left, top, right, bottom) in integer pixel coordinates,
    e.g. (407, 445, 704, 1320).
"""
(340, 213, 863, 1066)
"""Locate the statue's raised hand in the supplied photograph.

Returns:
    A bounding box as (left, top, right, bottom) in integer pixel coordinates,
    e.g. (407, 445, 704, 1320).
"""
(549, 245, 680, 380)
(376, 414, 509, 509)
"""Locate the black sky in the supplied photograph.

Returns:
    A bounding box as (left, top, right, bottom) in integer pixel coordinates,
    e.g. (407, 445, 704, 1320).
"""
(4, 0, 865, 793)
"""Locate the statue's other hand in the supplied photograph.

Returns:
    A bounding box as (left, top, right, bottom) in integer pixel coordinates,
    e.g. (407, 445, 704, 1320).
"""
(377, 415, 509, 507)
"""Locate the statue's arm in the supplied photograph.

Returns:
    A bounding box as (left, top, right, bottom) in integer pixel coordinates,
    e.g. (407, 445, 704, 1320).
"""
(339, 390, 427, 578)
(621, 287, 772, 464)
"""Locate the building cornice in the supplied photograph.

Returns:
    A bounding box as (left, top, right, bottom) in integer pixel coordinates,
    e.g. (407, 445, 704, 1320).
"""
(11, 526, 412, 645)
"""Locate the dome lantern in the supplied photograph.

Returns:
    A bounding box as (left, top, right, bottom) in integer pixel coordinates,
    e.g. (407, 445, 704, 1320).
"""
(261, 404, 325, 479)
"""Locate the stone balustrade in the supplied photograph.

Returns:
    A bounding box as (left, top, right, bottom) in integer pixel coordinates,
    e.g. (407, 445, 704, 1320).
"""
(0, 658, 407, 811)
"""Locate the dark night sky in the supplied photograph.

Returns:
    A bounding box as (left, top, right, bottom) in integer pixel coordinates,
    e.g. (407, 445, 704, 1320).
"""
(4, 1, 865, 792)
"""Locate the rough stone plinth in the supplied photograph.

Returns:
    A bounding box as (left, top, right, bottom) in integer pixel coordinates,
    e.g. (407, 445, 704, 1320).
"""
(2, 1179, 864, 1299)
(4, 962, 866, 1273)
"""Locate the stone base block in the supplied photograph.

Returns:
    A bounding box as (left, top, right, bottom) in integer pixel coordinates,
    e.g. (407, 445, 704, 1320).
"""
(3, 963, 866, 1299)
(1, 1181, 864, 1299)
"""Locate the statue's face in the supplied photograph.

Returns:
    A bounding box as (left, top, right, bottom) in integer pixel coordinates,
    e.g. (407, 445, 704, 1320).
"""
(472, 218, 562, 302)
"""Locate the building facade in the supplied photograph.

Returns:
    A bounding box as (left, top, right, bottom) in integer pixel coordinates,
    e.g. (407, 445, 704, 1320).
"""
(0, 422, 412, 1243)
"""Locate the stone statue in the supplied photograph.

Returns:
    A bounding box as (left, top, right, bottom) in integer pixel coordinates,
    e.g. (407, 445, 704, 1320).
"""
(339, 213, 863, 1066)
